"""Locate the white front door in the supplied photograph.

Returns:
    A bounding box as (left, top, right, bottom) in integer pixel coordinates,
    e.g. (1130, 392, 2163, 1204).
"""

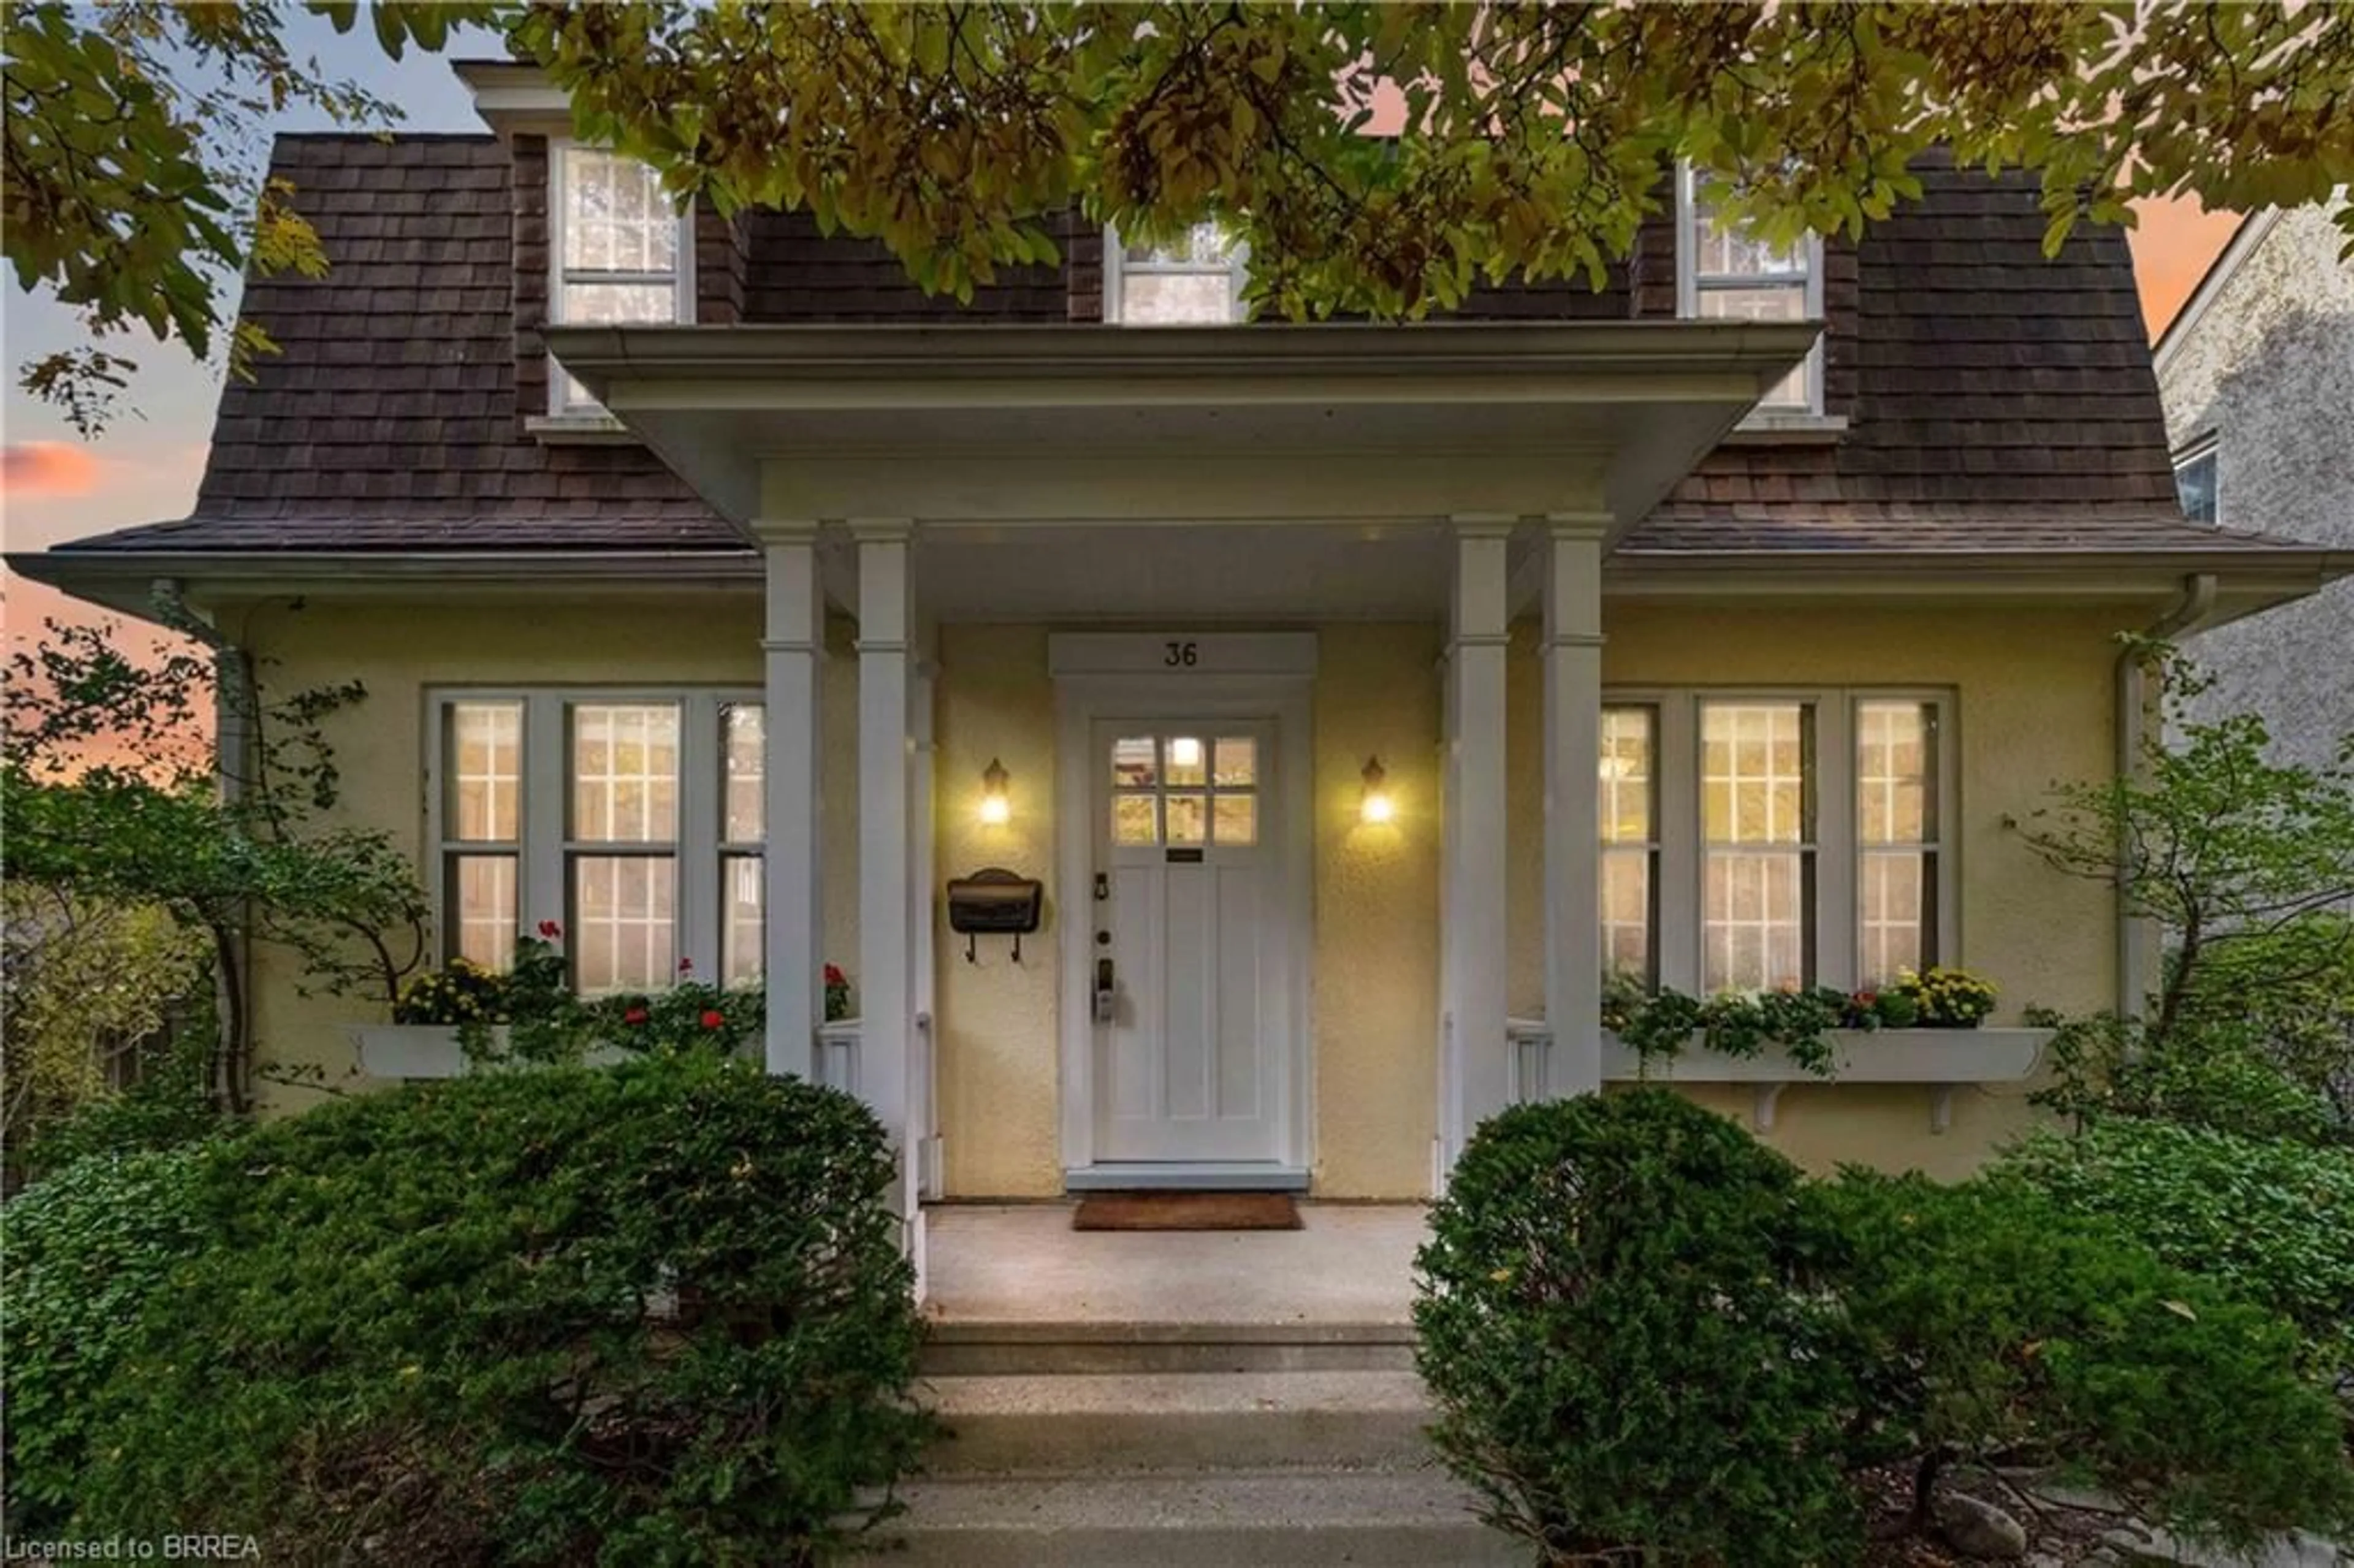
(1092, 720, 1287, 1163)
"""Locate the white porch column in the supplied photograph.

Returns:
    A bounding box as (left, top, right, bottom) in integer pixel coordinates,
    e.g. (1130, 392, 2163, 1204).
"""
(760, 527, 825, 1079)
(1542, 516, 1609, 1096)
(1440, 518, 1514, 1167)
(855, 521, 915, 1147)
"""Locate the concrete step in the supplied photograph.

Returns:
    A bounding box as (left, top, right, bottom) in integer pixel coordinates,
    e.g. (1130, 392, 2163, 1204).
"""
(921, 1319, 1418, 1376)
(882, 1468, 1526, 1567)
(923, 1369, 1432, 1474)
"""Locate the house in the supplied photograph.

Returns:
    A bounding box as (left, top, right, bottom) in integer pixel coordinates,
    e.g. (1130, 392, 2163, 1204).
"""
(15, 65, 2348, 1226)
(2153, 204, 2354, 771)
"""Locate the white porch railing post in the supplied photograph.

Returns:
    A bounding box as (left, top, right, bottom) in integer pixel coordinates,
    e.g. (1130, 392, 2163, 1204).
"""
(1543, 516, 1609, 1097)
(855, 519, 916, 1167)
(760, 526, 825, 1080)
(1440, 517, 1514, 1168)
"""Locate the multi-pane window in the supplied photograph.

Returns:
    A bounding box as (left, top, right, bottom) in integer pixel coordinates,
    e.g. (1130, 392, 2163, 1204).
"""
(1856, 699, 1940, 985)
(441, 701, 524, 968)
(1105, 223, 1249, 324)
(1110, 733, 1259, 847)
(1677, 168, 1822, 413)
(430, 691, 760, 992)
(569, 702, 680, 992)
(2173, 441, 2219, 527)
(549, 145, 693, 413)
(1700, 702, 1815, 992)
(1598, 690, 1953, 1003)
(1598, 706, 1658, 983)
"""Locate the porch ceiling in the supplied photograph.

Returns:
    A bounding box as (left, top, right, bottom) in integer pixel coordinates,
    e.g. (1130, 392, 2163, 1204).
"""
(544, 321, 1817, 540)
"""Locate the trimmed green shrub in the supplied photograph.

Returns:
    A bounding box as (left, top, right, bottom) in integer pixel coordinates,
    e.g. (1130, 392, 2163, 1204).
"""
(58, 1052, 928, 1566)
(1, 1146, 213, 1530)
(1819, 1170, 2353, 1548)
(1994, 1119, 2354, 1373)
(1415, 1090, 1861, 1566)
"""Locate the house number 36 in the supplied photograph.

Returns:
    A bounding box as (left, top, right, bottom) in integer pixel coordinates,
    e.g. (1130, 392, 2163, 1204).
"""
(1163, 641, 1200, 668)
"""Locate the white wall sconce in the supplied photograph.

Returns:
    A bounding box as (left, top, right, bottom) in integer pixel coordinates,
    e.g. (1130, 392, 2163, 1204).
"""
(979, 757, 1011, 824)
(1359, 755, 1395, 824)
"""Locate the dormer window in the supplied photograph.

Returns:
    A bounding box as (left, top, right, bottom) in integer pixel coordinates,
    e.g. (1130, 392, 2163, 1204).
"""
(549, 145, 695, 414)
(1104, 223, 1248, 324)
(1676, 167, 1823, 415)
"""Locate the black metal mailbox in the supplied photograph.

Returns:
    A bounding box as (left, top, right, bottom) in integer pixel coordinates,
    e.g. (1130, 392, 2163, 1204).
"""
(945, 867, 1044, 961)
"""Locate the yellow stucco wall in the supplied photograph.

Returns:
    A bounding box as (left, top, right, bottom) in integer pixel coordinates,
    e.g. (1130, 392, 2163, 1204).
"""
(232, 593, 2124, 1193)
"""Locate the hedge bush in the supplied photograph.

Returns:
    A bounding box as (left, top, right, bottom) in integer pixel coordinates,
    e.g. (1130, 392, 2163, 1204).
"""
(1821, 1170, 2353, 1550)
(1418, 1092, 2354, 1565)
(1994, 1119, 2354, 1374)
(2, 1146, 213, 1530)
(1415, 1090, 1861, 1566)
(51, 1052, 929, 1566)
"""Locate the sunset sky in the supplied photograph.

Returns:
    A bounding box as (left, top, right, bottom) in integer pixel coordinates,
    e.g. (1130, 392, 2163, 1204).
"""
(0, 36, 2253, 663)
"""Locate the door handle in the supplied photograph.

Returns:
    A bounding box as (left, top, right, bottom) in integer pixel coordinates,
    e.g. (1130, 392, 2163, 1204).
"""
(1093, 954, 1117, 1023)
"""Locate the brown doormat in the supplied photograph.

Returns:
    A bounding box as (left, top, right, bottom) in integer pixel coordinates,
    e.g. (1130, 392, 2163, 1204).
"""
(1072, 1192, 1303, 1231)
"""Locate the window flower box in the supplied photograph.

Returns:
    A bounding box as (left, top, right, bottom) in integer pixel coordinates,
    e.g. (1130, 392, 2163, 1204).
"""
(1507, 1019, 2050, 1133)
(346, 1024, 631, 1081)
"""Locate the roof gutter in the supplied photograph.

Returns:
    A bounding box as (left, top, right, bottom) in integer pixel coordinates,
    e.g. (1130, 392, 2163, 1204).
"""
(2114, 571, 2219, 1017)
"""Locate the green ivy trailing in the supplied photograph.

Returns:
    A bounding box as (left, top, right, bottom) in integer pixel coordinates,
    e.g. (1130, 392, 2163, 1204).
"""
(29, 1052, 930, 1565)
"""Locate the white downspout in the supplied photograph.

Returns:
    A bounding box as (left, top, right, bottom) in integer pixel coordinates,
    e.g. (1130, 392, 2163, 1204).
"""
(2113, 572, 2219, 1016)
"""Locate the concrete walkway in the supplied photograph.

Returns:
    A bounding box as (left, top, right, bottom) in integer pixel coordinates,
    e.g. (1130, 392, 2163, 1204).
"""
(924, 1202, 1427, 1326)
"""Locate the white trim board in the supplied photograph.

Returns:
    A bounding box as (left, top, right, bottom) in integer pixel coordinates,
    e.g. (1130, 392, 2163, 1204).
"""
(1051, 638, 1317, 1185)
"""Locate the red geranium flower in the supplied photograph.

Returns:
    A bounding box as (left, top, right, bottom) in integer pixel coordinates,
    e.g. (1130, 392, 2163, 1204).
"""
(824, 964, 846, 985)
(700, 1009, 725, 1029)
(679, 956, 693, 973)
(538, 920, 562, 939)
(623, 1007, 649, 1026)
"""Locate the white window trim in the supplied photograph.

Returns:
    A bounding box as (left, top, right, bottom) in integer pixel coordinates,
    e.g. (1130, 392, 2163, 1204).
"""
(2171, 433, 2221, 528)
(1102, 223, 1250, 324)
(547, 142, 697, 416)
(1604, 687, 1958, 995)
(426, 687, 760, 984)
(1674, 164, 1826, 418)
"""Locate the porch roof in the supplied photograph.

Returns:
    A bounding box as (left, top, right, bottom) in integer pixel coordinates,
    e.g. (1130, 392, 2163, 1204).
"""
(541, 320, 1818, 538)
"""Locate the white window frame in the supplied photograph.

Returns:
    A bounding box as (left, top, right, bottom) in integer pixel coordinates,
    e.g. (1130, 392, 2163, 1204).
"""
(547, 143, 697, 416)
(1602, 687, 1957, 995)
(426, 687, 760, 986)
(1674, 164, 1825, 417)
(2171, 434, 2220, 528)
(1102, 223, 1250, 324)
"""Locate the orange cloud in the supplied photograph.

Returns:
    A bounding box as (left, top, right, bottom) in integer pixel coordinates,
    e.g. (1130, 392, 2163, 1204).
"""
(1, 441, 102, 499)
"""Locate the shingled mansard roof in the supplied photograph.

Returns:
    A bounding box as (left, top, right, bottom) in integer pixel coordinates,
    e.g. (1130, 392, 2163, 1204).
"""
(40, 135, 2333, 566)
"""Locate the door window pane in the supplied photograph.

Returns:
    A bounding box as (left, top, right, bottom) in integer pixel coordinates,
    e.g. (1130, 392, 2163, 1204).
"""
(1113, 794, 1159, 847)
(1112, 736, 1157, 788)
(1165, 736, 1207, 786)
(1213, 737, 1257, 787)
(573, 855, 676, 994)
(723, 702, 764, 843)
(1165, 793, 1206, 845)
(1213, 793, 1257, 847)
(571, 702, 680, 843)
(446, 701, 522, 843)
(447, 853, 517, 969)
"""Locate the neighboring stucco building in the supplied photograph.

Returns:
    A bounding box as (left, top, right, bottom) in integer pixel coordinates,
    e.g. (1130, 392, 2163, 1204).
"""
(13, 69, 2350, 1227)
(2154, 204, 2354, 768)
